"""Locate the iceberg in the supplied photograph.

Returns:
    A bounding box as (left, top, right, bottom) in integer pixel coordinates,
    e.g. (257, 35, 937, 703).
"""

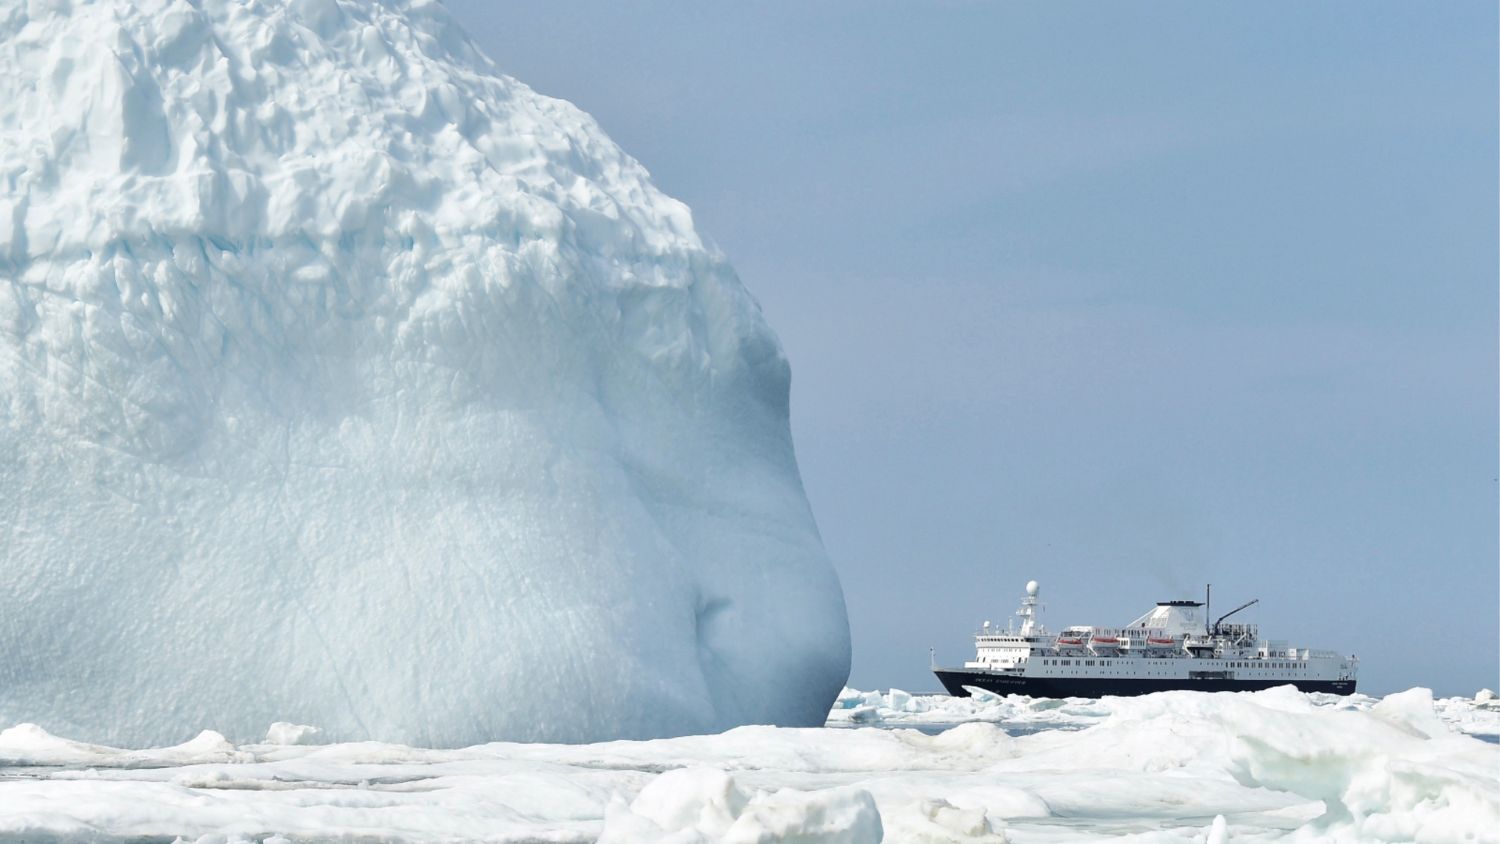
(0, 0, 849, 746)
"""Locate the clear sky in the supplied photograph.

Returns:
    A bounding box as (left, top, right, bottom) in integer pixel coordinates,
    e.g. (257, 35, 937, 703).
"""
(444, 1, 1498, 697)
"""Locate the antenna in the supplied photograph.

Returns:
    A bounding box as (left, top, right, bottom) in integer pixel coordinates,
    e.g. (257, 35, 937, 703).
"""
(1205, 583, 1211, 636)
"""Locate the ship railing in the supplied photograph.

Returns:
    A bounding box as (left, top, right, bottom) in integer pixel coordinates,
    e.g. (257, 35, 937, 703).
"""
(974, 635, 1052, 650)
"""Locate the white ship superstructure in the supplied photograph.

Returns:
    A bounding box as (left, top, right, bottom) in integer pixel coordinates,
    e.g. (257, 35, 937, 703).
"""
(935, 581, 1358, 697)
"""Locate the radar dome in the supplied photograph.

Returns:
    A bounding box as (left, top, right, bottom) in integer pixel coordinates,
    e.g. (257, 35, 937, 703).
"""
(1026, 580, 1040, 597)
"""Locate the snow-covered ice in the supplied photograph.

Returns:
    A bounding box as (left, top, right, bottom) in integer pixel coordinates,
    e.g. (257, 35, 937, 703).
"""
(0, 687, 1493, 842)
(828, 684, 1500, 740)
(0, 0, 848, 746)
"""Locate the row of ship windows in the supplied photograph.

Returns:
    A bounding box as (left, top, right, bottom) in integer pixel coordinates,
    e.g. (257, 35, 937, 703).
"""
(1040, 659, 1304, 669)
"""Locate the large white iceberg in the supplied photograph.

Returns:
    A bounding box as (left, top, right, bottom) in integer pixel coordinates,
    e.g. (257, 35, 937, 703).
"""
(0, 0, 849, 746)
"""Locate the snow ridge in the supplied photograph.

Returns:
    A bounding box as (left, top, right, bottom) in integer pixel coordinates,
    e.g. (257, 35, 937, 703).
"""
(0, 0, 849, 746)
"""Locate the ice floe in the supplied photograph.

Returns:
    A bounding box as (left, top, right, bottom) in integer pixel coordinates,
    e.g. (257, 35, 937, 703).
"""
(0, 686, 1493, 842)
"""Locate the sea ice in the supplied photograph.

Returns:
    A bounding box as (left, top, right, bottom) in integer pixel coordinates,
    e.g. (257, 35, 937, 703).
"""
(598, 768, 883, 844)
(829, 684, 1500, 740)
(0, 687, 1493, 842)
(0, 0, 848, 746)
(264, 723, 323, 746)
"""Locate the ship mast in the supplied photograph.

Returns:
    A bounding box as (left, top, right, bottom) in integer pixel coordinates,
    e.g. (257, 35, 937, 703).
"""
(1015, 580, 1043, 636)
(1205, 583, 1211, 636)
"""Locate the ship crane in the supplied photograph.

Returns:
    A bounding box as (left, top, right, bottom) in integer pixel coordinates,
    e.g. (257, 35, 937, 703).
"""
(1211, 598, 1259, 636)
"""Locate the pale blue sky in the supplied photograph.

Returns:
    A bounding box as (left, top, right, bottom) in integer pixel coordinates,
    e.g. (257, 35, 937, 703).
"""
(445, 1, 1498, 696)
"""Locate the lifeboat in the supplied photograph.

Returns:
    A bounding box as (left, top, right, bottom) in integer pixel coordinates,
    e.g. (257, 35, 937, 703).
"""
(1145, 636, 1176, 647)
(1056, 633, 1087, 653)
(1088, 631, 1121, 654)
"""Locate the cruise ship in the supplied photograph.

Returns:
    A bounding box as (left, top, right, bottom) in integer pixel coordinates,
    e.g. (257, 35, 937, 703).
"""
(933, 581, 1357, 697)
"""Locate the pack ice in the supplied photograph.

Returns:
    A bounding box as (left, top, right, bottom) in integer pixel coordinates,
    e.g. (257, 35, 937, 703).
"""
(0, 687, 1494, 841)
(0, 0, 849, 746)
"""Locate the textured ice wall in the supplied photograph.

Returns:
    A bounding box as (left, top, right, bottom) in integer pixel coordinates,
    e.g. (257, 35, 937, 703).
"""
(0, 0, 850, 746)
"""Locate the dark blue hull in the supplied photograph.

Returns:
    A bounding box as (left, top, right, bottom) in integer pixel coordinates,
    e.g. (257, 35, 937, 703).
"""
(935, 669, 1356, 697)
